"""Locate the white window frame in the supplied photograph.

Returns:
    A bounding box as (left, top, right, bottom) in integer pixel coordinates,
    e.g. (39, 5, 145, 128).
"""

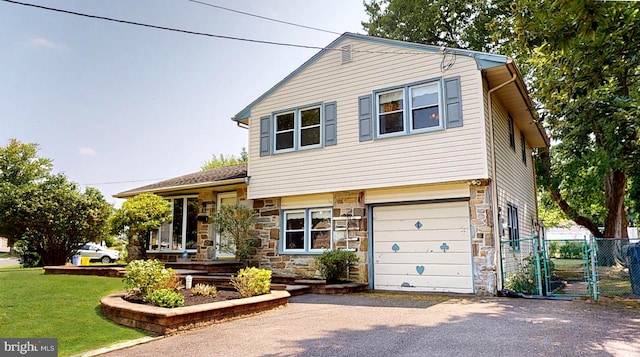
(282, 207, 333, 254)
(148, 195, 198, 253)
(273, 104, 323, 154)
(376, 88, 405, 136)
(374, 79, 443, 138)
(274, 110, 296, 153)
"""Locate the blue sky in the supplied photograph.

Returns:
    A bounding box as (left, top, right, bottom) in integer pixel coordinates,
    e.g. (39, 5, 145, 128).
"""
(0, 0, 366, 206)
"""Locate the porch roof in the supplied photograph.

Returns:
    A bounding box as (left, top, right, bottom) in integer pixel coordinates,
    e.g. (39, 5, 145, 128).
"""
(114, 164, 247, 199)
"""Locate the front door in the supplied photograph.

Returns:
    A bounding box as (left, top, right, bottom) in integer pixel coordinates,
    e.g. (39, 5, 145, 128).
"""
(215, 192, 237, 259)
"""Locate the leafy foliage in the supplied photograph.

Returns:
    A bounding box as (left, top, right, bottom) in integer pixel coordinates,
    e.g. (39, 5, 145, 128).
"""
(0, 139, 112, 266)
(191, 283, 217, 297)
(230, 267, 271, 298)
(109, 193, 172, 261)
(559, 242, 584, 260)
(144, 288, 184, 308)
(213, 203, 256, 264)
(362, 0, 511, 53)
(201, 147, 248, 171)
(315, 250, 359, 283)
(123, 259, 180, 299)
(12, 240, 41, 268)
(505, 257, 539, 295)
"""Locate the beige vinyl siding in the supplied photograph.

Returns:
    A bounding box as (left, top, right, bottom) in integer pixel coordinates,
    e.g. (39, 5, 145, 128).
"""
(247, 38, 488, 199)
(365, 182, 470, 204)
(489, 91, 538, 240)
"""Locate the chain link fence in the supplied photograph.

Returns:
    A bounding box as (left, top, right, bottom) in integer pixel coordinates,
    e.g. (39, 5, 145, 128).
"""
(592, 237, 639, 299)
(500, 235, 640, 300)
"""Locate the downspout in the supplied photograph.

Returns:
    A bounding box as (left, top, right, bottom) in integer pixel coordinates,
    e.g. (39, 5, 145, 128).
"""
(487, 71, 517, 292)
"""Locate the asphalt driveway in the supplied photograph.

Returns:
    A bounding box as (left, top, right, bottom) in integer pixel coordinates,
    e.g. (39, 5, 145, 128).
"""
(96, 293, 640, 357)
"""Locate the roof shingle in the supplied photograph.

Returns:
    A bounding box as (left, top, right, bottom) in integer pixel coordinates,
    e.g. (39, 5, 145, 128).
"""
(115, 164, 247, 198)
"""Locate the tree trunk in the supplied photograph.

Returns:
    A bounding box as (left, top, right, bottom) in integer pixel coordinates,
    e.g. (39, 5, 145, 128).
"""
(127, 235, 147, 262)
(598, 169, 629, 266)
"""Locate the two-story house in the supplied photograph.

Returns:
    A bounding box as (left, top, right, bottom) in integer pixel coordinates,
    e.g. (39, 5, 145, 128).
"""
(116, 32, 549, 295)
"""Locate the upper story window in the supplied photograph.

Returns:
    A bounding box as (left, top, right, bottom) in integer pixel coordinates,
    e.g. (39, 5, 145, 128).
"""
(260, 102, 336, 156)
(282, 208, 332, 254)
(378, 89, 404, 134)
(358, 76, 462, 142)
(374, 80, 443, 138)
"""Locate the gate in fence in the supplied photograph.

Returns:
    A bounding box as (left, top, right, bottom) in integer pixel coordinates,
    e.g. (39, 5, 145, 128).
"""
(541, 236, 596, 298)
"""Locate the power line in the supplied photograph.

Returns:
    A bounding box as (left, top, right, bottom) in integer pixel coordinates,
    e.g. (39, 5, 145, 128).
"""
(79, 178, 167, 186)
(186, 0, 342, 35)
(1, 0, 427, 55)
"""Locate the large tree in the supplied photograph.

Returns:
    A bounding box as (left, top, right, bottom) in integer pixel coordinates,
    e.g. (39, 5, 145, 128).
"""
(201, 147, 247, 171)
(109, 193, 172, 261)
(513, 1, 640, 239)
(363, 0, 640, 241)
(0, 139, 112, 265)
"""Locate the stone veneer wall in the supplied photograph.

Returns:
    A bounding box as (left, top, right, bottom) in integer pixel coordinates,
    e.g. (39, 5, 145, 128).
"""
(468, 180, 497, 295)
(249, 191, 369, 282)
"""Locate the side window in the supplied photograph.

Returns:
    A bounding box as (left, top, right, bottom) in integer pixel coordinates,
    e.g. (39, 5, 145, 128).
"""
(507, 203, 520, 250)
(508, 115, 516, 150)
(521, 132, 527, 165)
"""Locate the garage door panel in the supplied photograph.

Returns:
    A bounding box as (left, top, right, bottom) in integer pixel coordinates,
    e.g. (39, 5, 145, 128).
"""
(374, 204, 469, 220)
(374, 275, 474, 293)
(374, 263, 472, 276)
(373, 240, 472, 253)
(374, 229, 471, 243)
(374, 217, 470, 231)
(373, 200, 473, 294)
(375, 252, 470, 265)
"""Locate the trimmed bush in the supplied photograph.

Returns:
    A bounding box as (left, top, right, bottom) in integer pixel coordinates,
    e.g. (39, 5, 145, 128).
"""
(230, 267, 271, 298)
(315, 250, 359, 283)
(144, 288, 184, 308)
(191, 283, 217, 297)
(123, 259, 180, 298)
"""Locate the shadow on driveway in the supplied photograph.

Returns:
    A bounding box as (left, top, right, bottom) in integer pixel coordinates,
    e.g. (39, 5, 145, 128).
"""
(96, 292, 640, 357)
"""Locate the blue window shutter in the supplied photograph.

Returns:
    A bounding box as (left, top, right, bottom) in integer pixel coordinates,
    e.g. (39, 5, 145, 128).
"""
(444, 77, 462, 128)
(358, 94, 373, 141)
(324, 101, 337, 146)
(259, 115, 271, 156)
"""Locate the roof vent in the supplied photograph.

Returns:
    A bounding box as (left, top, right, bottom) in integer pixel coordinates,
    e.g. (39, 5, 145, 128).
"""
(341, 45, 352, 64)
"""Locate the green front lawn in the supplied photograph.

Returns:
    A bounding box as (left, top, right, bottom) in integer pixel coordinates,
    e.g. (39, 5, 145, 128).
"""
(0, 266, 148, 356)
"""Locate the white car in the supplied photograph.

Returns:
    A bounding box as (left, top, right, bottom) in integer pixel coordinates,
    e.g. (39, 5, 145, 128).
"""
(78, 243, 120, 263)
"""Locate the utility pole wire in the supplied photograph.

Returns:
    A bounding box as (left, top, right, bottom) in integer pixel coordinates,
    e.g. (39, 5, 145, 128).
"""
(1, 0, 427, 55)
(1, 0, 327, 50)
(186, 0, 342, 35)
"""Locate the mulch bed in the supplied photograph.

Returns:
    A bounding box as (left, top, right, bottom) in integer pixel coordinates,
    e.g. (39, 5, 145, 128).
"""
(124, 289, 243, 307)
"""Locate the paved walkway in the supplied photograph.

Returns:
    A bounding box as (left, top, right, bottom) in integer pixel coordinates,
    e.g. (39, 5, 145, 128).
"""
(96, 293, 640, 357)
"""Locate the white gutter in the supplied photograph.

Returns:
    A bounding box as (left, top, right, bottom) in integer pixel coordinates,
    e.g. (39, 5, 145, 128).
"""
(113, 178, 247, 199)
(487, 71, 517, 292)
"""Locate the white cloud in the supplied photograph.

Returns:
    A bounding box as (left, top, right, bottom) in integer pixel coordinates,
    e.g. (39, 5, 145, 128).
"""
(78, 147, 97, 157)
(28, 37, 67, 50)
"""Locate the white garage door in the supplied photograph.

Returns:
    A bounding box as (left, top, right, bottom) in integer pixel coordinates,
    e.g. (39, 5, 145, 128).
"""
(372, 201, 473, 293)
